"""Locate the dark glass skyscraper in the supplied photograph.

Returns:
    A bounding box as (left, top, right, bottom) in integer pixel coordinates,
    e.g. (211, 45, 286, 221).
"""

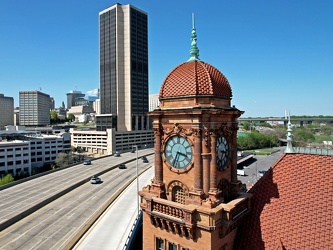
(97, 4, 148, 131)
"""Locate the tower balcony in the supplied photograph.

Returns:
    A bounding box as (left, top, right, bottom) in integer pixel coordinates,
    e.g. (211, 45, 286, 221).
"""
(140, 192, 252, 239)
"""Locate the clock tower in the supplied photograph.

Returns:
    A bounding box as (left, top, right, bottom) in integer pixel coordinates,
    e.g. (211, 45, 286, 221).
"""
(139, 16, 252, 250)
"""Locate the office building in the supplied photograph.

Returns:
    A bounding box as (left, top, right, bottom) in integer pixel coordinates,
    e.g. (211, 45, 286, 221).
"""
(19, 91, 51, 126)
(0, 94, 14, 130)
(97, 3, 149, 132)
(66, 90, 85, 109)
(149, 93, 160, 111)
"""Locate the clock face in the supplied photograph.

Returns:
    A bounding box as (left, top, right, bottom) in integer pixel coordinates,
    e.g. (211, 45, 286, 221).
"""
(164, 135, 193, 169)
(216, 136, 229, 171)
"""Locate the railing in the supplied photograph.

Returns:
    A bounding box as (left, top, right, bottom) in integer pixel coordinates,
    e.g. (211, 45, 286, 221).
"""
(152, 202, 185, 220)
(122, 210, 143, 250)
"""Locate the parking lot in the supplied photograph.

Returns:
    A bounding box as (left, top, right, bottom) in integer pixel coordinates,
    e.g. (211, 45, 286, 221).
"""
(237, 147, 285, 188)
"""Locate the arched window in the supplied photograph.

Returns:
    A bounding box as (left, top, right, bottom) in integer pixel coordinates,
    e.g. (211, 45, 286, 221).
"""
(172, 186, 185, 204)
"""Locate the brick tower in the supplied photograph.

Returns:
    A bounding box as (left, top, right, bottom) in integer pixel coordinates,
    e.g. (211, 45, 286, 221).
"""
(139, 15, 252, 250)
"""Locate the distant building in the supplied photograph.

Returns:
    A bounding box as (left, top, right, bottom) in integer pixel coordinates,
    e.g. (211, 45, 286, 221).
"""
(67, 106, 94, 122)
(0, 93, 14, 130)
(74, 98, 93, 107)
(66, 90, 85, 109)
(19, 91, 51, 127)
(97, 3, 149, 132)
(56, 106, 67, 120)
(86, 88, 100, 102)
(50, 97, 55, 110)
(93, 99, 101, 115)
(14, 109, 19, 126)
(149, 93, 160, 111)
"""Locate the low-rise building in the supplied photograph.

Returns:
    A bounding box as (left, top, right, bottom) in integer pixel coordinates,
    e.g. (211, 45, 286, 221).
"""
(0, 126, 71, 177)
(70, 128, 153, 155)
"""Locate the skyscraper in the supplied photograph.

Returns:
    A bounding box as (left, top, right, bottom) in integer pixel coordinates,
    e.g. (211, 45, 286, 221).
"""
(97, 3, 149, 132)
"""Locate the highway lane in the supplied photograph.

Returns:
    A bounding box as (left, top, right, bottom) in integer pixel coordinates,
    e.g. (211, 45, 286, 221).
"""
(0, 154, 154, 250)
(0, 148, 154, 231)
(74, 166, 154, 250)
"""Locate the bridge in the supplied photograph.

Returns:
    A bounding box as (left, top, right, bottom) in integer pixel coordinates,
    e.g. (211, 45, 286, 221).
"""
(239, 117, 333, 126)
(0, 149, 154, 250)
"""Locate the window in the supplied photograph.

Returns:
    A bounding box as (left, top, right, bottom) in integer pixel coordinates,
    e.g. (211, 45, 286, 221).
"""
(169, 242, 177, 250)
(172, 186, 185, 205)
(156, 238, 164, 250)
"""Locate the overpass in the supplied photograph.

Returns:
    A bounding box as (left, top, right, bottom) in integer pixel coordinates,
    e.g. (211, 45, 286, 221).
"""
(239, 117, 333, 126)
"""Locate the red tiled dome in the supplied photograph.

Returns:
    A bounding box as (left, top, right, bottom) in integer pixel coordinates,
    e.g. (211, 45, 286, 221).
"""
(159, 60, 232, 99)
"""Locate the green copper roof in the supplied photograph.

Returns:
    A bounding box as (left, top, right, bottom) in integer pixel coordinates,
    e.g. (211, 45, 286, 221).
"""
(188, 13, 200, 62)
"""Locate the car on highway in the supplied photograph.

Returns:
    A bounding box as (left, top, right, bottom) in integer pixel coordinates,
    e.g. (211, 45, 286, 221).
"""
(142, 156, 148, 163)
(90, 176, 101, 184)
(83, 160, 92, 165)
(114, 151, 121, 157)
(118, 163, 126, 169)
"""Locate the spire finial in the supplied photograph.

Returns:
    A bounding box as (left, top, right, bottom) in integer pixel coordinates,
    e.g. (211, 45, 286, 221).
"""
(285, 111, 295, 153)
(188, 13, 200, 62)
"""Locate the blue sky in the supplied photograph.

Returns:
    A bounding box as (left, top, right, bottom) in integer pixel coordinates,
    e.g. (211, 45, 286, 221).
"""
(1, 0, 332, 118)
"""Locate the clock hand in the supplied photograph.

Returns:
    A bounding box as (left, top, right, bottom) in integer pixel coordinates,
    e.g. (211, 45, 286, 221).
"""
(178, 151, 187, 157)
(173, 152, 180, 168)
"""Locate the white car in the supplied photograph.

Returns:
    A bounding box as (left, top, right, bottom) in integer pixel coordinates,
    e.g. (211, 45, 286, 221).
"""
(90, 176, 101, 184)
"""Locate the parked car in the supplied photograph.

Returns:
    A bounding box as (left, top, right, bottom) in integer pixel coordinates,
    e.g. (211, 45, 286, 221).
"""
(90, 176, 101, 184)
(83, 160, 91, 165)
(118, 163, 126, 169)
(258, 170, 268, 177)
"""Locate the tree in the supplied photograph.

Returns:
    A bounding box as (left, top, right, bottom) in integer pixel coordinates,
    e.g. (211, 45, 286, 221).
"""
(0, 174, 14, 186)
(55, 152, 70, 167)
(321, 125, 333, 136)
(50, 110, 58, 122)
(67, 113, 75, 122)
(237, 132, 279, 150)
(261, 122, 272, 128)
(294, 128, 315, 143)
(243, 121, 251, 131)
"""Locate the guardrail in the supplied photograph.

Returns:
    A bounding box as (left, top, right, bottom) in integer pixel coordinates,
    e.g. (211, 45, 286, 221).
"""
(123, 210, 143, 250)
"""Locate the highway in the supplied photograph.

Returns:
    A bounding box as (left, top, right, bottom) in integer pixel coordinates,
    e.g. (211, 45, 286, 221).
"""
(0, 149, 154, 250)
(73, 166, 154, 250)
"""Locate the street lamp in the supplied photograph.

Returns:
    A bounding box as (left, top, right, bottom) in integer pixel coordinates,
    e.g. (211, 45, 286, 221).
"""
(132, 145, 139, 215)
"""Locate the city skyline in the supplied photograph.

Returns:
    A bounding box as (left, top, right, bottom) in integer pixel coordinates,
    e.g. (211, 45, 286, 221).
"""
(0, 0, 332, 117)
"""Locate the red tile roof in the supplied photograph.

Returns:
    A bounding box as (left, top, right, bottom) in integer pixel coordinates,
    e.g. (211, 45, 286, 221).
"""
(159, 60, 232, 99)
(235, 153, 333, 249)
